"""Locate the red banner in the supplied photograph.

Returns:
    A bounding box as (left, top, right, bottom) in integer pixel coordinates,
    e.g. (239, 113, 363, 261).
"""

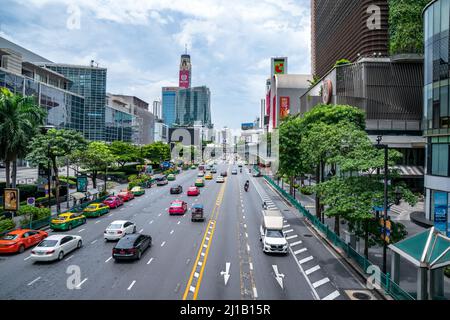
(179, 70, 190, 88)
(280, 96, 290, 119)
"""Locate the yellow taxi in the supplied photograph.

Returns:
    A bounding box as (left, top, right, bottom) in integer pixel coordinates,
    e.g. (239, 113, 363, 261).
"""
(205, 173, 213, 180)
(50, 212, 86, 231)
(195, 178, 205, 187)
(83, 203, 110, 218)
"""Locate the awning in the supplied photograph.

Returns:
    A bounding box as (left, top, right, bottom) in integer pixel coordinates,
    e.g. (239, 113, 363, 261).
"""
(87, 188, 99, 195)
(392, 165, 424, 177)
(70, 192, 87, 200)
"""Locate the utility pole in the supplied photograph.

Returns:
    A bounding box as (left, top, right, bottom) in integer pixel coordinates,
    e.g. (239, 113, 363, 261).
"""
(376, 136, 389, 274)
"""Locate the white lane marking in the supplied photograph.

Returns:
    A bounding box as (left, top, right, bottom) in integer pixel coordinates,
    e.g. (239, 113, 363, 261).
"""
(203, 244, 208, 248)
(109, 214, 114, 217)
(177, 221, 181, 225)
(198, 261, 203, 266)
(64, 255, 74, 261)
(120, 208, 124, 211)
(305, 265, 321, 275)
(139, 229, 144, 233)
(95, 221, 101, 224)
(194, 272, 200, 278)
(190, 286, 196, 293)
(245, 233, 248, 238)
(170, 230, 174, 234)
(312, 277, 330, 288)
(78, 229, 85, 233)
(201, 252, 205, 257)
(91, 240, 97, 244)
(322, 290, 341, 300)
(283, 224, 291, 228)
(27, 277, 41, 286)
(253, 287, 258, 298)
(24, 255, 31, 261)
(149, 220, 153, 224)
(247, 244, 251, 252)
(158, 213, 162, 217)
(299, 256, 314, 264)
(127, 280, 136, 290)
(76, 278, 88, 289)
(286, 235, 298, 240)
(294, 248, 308, 255)
(147, 258, 154, 265)
(284, 229, 294, 234)
(290, 241, 303, 247)
(105, 257, 112, 263)
(244, 224, 247, 228)
(165, 208, 168, 211)
(161, 241, 166, 247)
(249, 262, 253, 270)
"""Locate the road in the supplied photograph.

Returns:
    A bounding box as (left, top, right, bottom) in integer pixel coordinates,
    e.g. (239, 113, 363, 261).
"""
(0, 162, 370, 300)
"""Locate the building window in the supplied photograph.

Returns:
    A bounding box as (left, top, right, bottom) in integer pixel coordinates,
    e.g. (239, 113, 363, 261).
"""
(431, 143, 450, 176)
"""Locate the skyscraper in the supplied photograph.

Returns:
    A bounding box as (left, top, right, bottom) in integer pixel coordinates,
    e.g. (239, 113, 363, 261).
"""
(162, 87, 179, 128)
(176, 86, 211, 128)
(179, 53, 191, 89)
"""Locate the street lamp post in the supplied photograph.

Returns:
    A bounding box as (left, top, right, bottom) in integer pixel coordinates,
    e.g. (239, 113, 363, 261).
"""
(47, 143, 52, 211)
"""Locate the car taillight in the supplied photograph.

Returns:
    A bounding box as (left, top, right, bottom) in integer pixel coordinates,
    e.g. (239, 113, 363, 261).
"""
(31, 250, 36, 254)
(47, 250, 55, 254)
(129, 248, 136, 253)
(117, 231, 123, 234)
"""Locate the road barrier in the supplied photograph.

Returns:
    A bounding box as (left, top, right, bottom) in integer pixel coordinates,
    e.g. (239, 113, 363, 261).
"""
(264, 174, 415, 300)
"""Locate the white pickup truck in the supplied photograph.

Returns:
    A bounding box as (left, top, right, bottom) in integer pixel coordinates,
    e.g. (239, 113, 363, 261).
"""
(260, 209, 288, 254)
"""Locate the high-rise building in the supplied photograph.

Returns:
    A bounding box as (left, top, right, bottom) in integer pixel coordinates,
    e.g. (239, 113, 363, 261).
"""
(105, 94, 134, 143)
(152, 99, 162, 120)
(162, 87, 179, 128)
(179, 53, 192, 89)
(41, 62, 108, 141)
(311, 0, 389, 78)
(175, 86, 212, 128)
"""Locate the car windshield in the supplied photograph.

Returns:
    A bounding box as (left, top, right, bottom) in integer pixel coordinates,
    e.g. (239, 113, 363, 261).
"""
(115, 238, 136, 249)
(171, 202, 183, 207)
(37, 240, 58, 247)
(87, 205, 97, 209)
(108, 223, 123, 229)
(105, 198, 114, 201)
(54, 216, 68, 221)
(1, 234, 18, 240)
(266, 230, 284, 238)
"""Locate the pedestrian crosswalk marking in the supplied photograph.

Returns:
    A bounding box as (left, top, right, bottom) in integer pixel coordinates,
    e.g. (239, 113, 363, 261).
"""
(298, 256, 313, 264)
(312, 277, 330, 288)
(322, 290, 340, 300)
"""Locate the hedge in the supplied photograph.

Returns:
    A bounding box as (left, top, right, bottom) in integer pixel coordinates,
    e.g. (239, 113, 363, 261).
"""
(18, 206, 51, 226)
(0, 218, 15, 234)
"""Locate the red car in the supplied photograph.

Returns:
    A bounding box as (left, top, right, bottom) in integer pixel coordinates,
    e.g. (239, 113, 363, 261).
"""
(169, 200, 188, 215)
(117, 190, 135, 202)
(0, 229, 48, 254)
(187, 186, 200, 196)
(103, 196, 124, 209)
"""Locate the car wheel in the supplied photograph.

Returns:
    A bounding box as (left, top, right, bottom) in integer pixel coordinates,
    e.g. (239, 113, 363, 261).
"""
(77, 240, 83, 249)
(58, 251, 64, 260)
(133, 226, 137, 233)
(18, 245, 25, 253)
(137, 250, 142, 260)
(82, 218, 87, 224)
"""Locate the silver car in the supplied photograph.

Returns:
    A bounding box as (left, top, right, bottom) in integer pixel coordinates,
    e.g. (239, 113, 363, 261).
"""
(104, 220, 137, 241)
(31, 234, 83, 262)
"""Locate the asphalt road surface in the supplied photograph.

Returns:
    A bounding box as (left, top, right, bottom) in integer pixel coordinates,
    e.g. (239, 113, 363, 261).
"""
(0, 163, 370, 300)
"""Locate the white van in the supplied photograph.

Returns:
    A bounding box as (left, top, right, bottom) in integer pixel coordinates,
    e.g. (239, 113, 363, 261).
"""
(260, 210, 288, 254)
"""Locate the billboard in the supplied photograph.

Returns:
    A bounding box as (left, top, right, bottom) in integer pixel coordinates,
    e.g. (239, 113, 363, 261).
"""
(77, 175, 88, 193)
(3, 188, 19, 211)
(280, 96, 290, 119)
(179, 70, 190, 89)
(433, 191, 449, 236)
(271, 57, 288, 76)
(241, 123, 255, 131)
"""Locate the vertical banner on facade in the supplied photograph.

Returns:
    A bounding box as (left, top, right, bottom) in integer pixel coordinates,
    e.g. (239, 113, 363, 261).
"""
(280, 96, 290, 119)
(77, 175, 88, 193)
(179, 70, 190, 89)
(3, 188, 19, 211)
(434, 191, 448, 235)
(271, 57, 288, 77)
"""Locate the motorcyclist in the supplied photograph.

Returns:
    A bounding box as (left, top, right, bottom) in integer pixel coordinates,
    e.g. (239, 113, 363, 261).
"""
(244, 180, 250, 192)
(262, 201, 268, 210)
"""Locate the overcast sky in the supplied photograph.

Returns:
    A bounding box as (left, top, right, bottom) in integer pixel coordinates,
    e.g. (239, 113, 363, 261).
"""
(0, 0, 311, 130)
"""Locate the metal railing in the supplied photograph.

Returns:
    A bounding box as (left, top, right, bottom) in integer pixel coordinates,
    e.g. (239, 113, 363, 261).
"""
(264, 174, 415, 300)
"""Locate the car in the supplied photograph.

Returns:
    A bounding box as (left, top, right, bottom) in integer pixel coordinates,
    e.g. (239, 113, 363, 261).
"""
(117, 190, 135, 202)
(155, 175, 169, 186)
(50, 212, 86, 231)
(30, 234, 82, 262)
(187, 186, 200, 196)
(130, 186, 145, 196)
(0, 229, 48, 254)
(221, 171, 228, 177)
(231, 169, 238, 175)
(112, 234, 152, 261)
(216, 176, 225, 183)
(83, 203, 110, 218)
(191, 204, 205, 222)
(195, 178, 205, 187)
(169, 200, 188, 215)
(103, 196, 123, 209)
(190, 165, 197, 169)
(167, 174, 176, 181)
(170, 185, 183, 194)
(197, 171, 205, 177)
(205, 173, 213, 180)
(104, 220, 137, 241)
(211, 168, 217, 174)
(238, 164, 243, 168)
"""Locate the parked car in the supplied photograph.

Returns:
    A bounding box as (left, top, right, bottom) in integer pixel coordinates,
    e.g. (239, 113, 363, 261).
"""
(130, 186, 145, 196)
(169, 200, 188, 215)
(112, 234, 152, 261)
(104, 220, 137, 241)
(50, 212, 86, 231)
(170, 185, 183, 194)
(30, 235, 83, 262)
(83, 203, 110, 218)
(211, 168, 217, 174)
(0, 229, 48, 254)
(103, 196, 124, 209)
(117, 190, 135, 202)
(187, 186, 200, 196)
(253, 171, 262, 177)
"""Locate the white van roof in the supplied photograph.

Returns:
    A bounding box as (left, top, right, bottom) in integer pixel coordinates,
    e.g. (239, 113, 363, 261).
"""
(262, 209, 282, 217)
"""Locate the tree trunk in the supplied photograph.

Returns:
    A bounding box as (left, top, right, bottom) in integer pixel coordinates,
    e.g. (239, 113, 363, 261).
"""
(335, 215, 340, 236)
(11, 159, 17, 188)
(52, 158, 61, 214)
(320, 160, 325, 223)
(364, 219, 369, 259)
(92, 171, 97, 189)
(5, 160, 11, 187)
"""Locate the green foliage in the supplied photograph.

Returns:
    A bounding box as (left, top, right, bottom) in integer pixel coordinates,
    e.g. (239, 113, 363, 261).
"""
(142, 142, 170, 164)
(389, 0, 432, 54)
(300, 186, 314, 195)
(109, 141, 142, 167)
(18, 205, 51, 220)
(0, 217, 15, 233)
(301, 104, 366, 131)
(334, 59, 351, 67)
(128, 174, 153, 189)
(307, 75, 321, 89)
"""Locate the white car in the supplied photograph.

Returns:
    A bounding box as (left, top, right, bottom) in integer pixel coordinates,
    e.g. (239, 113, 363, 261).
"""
(216, 176, 225, 183)
(30, 234, 83, 262)
(198, 172, 205, 177)
(104, 220, 136, 241)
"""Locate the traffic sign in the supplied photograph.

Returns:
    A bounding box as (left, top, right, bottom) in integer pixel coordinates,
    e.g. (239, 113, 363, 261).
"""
(27, 197, 36, 206)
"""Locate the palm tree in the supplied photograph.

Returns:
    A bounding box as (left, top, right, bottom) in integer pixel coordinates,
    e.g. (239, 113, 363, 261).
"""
(0, 88, 47, 188)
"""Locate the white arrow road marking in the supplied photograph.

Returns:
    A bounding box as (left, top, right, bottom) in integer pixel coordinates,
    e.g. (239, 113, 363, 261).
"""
(220, 262, 231, 286)
(272, 265, 285, 289)
(78, 229, 85, 233)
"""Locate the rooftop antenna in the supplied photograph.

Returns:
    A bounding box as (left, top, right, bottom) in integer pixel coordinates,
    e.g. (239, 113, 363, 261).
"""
(185, 43, 188, 54)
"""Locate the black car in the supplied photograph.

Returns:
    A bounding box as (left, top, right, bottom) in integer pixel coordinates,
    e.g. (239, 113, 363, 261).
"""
(112, 234, 152, 261)
(211, 168, 217, 174)
(221, 171, 228, 177)
(170, 185, 183, 194)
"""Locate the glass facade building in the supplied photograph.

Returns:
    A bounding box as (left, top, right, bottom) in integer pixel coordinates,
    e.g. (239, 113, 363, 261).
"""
(42, 64, 107, 141)
(105, 105, 134, 143)
(0, 69, 85, 131)
(175, 86, 212, 128)
(423, 0, 450, 236)
(162, 87, 178, 128)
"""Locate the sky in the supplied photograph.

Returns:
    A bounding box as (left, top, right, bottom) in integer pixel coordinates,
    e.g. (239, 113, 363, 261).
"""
(0, 0, 311, 130)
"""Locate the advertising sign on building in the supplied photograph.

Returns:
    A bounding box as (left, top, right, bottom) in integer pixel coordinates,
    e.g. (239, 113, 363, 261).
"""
(280, 97, 290, 119)
(3, 188, 19, 211)
(271, 57, 288, 77)
(77, 175, 88, 193)
(179, 70, 190, 89)
(433, 191, 448, 236)
(241, 123, 255, 131)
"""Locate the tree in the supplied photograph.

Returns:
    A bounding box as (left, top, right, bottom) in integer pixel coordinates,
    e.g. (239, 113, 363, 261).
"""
(142, 142, 170, 165)
(71, 142, 116, 189)
(109, 141, 141, 168)
(0, 88, 47, 188)
(26, 129, 87, 213)
(334, 59, 351, 67)
(307, 75, 321, 89)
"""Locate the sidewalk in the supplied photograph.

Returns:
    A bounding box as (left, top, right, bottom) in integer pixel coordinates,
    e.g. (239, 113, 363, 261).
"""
(265, 174, 450, 299)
